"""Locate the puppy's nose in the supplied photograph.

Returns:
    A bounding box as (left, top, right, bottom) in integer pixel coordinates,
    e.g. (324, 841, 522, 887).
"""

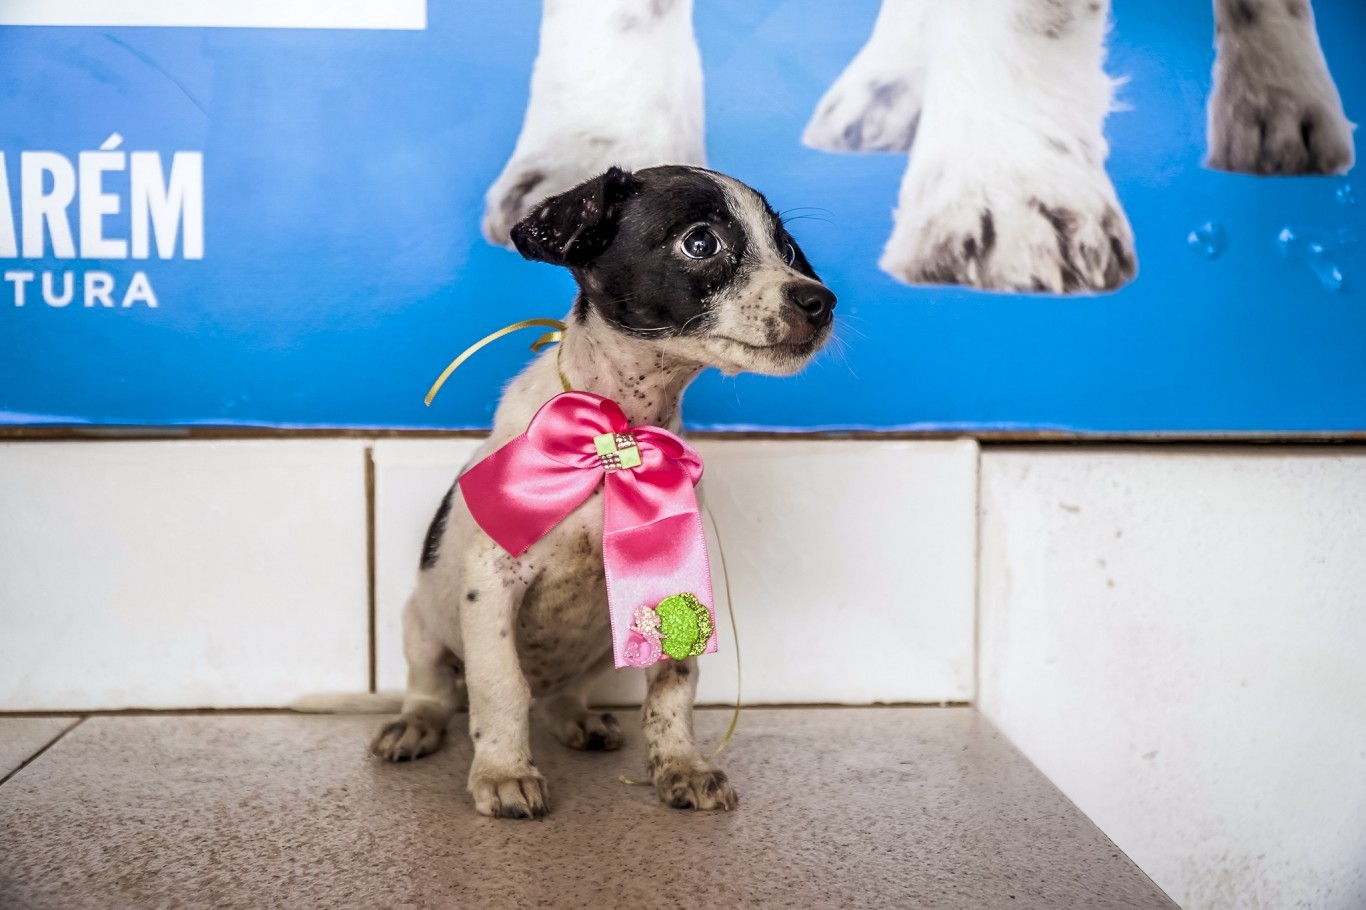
(784, 282, 836, 327)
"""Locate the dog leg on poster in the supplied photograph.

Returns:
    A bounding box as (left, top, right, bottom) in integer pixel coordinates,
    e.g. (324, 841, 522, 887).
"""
(880, 0, 1136, 294)
(1207, 0, 1354, 176)
(482, 0, 706, 247)
(803, 0, 932, 153)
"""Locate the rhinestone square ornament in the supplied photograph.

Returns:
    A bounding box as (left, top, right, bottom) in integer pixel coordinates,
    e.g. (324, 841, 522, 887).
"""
(594, 431, 642, 471)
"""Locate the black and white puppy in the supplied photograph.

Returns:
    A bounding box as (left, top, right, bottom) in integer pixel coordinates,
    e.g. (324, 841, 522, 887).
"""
(372, 165, 835, 818)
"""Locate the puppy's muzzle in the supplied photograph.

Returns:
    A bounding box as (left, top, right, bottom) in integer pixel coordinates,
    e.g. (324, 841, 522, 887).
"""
(784, 281, 837, 329)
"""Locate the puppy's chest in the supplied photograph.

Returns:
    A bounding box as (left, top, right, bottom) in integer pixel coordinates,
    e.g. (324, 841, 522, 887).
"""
(514, 518, 612, 690)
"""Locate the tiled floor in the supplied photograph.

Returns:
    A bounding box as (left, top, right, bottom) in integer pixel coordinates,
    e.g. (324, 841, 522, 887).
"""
(0, 708, 1175, 909)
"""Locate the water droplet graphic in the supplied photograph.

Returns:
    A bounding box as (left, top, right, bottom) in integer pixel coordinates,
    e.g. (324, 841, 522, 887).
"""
(1186, 221, 1226, 259)
(1335, 184, 1355, 207)
(1277, 226, 1346, 292)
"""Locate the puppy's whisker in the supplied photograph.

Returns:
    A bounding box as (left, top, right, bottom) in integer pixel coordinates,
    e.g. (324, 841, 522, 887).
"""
(677, 311, 711, 336)
(779, 206, 834, 218)
(819, 333, 857, 377)
(837, 321, 869, 342)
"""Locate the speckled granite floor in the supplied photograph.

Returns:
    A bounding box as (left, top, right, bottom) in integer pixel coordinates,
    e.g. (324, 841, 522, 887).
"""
(0, 707, 1174, 909)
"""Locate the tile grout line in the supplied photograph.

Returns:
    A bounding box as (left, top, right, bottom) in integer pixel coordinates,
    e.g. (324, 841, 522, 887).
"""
(0, 716, 86, 788)
(971, 440, 983, 707)
(365, 444, 378, 694)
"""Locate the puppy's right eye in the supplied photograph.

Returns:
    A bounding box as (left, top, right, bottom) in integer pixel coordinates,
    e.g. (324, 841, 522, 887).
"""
(680, 227, 722, 259)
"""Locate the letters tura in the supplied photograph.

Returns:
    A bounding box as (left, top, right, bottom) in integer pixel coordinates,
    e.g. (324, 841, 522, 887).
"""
(0, 134, 201, 308)
(3, 269, 158, 308)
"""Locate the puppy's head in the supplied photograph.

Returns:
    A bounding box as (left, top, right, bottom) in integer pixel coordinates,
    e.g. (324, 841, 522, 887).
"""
(510, 165, 835, 376)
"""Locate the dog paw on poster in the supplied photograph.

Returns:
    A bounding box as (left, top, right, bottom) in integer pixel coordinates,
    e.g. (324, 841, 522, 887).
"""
(875, 0, 1136, 294)
(482, 0, 706, 247)
(880, 151, 1136, 293)
(802, 0, 929, 153)
(1206, 0, 1354, 176)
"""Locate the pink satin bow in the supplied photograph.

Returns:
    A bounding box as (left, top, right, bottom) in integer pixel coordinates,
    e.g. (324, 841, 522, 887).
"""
(459, 392, 716, 669)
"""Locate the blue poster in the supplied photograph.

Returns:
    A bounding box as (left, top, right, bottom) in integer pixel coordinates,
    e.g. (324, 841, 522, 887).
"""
(2, 0, 1363, 433)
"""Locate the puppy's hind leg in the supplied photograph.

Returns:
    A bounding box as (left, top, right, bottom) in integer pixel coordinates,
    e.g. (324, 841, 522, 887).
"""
(371, 597, 466, 762)
(642, 659, 737, 811)
(535, 651, 624, 752)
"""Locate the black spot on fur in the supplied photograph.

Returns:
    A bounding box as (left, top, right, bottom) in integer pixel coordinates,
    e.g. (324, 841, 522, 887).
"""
(963, 235, 978, 262)
(1029, 198, 1087, 291)
(1028, 0, 1075, 38)
(675, 662, 691, 677)
(980, 211, 997, 258)
(500, 171, 545, 224)
(871, 81, 906, 108)
(1232, 0, 1260, 26)
(466, 590, 479, 602)
(1301, 116, 1319, 171)
(841, 118, 864, 150)
(420, 486, 455, 570)
(1101, 209, 1136, 288)
(763, 315, 780, 344)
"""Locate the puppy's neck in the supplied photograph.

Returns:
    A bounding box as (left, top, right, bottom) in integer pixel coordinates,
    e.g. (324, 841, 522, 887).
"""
(558, 309, 701, 430)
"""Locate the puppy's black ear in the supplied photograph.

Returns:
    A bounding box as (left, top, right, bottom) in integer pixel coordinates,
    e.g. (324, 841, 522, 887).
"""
(510, 167, 640, 268)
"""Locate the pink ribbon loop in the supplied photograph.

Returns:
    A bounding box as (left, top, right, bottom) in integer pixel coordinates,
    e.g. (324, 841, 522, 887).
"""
(459, 392, 715, 669)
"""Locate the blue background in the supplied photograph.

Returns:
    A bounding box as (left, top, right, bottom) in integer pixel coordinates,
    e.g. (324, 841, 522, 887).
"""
(2, 0, 1364, 432)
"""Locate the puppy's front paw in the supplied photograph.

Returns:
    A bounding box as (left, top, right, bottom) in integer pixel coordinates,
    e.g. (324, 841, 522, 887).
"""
(370, 715, 445, 762)
(553, 711, 624, 752)
(652, 762, 737, 811)
(469, 766, 550, 819)
(882, 151, 1136, 294)
(1207, 56, 1354, 175)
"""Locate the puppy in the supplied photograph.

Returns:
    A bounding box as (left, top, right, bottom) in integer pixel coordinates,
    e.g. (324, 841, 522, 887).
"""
(372, 165, 836, 818)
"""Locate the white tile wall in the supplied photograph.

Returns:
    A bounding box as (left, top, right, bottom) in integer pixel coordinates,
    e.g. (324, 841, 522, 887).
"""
(0, 441, 370, 710)
(7, 435, 1365, 910)
(370, 439, 483, 694)
(373, 439, 979, 706)
(978, 448, 1366, 910)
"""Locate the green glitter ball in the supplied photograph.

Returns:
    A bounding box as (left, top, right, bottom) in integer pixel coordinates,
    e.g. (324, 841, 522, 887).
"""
(654, 593, 712, 660)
